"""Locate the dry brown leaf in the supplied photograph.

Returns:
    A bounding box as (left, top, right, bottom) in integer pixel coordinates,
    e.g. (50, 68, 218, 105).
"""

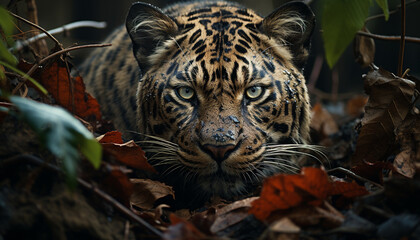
(352, 67, 416, 165)
(210, 197, 257, 233)
(310, 103, 339, 137)
(393, 111, 420, 177)
(269, 217, 300, 233)
(354, 26, 375, 68)
(130, 179, 175, 210)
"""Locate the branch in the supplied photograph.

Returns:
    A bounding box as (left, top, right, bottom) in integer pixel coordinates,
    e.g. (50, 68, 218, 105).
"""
(9, 11, 62, 49)
(356, 31, 420, 43)
(1, 154, 164, 238)
(11, 21, 107, 52)
(12, 43, 111, 95)
(365, 0, 419, 22)
(25, 0, 48, 57)
(398, 0, 406, 76)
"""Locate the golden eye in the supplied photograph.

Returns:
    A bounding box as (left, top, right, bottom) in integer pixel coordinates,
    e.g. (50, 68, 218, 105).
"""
(177, 86, 195, 100)
(246, 86, 263, 99)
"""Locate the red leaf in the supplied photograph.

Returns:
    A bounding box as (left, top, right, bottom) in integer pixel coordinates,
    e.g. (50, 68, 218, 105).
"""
(102, 167, 134, 207)
(163, 214, 208, 240)
(102, 140, 155, 172)
(249, 167, 368, 221)
(97, 130, 123, 144)
(18, 60, 101, 122)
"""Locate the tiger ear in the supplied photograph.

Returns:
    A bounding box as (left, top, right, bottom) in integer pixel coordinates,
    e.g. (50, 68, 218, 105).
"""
(261, 1, 315, 70)
(126, 2, 178, 73)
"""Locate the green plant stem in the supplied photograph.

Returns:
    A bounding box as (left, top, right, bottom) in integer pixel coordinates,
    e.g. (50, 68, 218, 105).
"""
(398, 0, 406, 76)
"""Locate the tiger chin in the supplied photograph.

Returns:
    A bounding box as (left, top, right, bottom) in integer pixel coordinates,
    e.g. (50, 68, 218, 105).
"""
(83, 1, 317, 208)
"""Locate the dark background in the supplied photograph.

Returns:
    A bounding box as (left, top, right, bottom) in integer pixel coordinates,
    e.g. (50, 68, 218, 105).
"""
(3, 0, 420, 97)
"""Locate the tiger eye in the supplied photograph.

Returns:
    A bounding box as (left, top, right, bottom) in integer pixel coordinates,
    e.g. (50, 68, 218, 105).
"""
(246, 86, 263, 99)
(177, 86, 195, 100)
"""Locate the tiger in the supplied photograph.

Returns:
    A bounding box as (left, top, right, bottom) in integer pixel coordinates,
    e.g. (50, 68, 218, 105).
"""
(82, 1, 316, 208)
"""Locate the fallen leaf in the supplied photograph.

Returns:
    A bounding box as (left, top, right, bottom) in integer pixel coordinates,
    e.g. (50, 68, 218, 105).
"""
(130, 179, 174, 210)
(163, 214, 210, 240)
(102, 166, 134, 207)
(269, 217, 300, 233)
(352, 67, 416, 165)
(249, 167, 368, 221)
(310, 103, 339, 137)
(101, 140, 155, 172)
(18, 60, 101, 122)
(354, 26, 375, 68)
(210, 197, 257, 233)
(393, 111, 420, 178)
(97, 130, 124, 144)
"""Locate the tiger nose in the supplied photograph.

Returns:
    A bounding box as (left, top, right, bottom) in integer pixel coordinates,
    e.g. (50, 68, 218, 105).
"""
(202, 144, 235, 162)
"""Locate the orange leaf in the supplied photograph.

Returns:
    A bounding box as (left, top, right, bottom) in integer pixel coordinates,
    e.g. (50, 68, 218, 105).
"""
(331, 181, 369, 198)
(18, 60, 101, 121)
(249, 167, 368, 221)
(102, 140, 156, 172)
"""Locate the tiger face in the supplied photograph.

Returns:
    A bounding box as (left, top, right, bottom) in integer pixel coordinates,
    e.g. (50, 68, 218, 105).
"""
(125, 1, 315, 205)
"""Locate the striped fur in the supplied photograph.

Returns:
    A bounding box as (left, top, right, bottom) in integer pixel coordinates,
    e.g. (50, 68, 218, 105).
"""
(82, 1, 315, 207)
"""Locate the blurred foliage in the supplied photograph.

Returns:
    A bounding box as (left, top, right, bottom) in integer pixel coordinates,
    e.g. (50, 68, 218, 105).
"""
(321, 0, 389, 68)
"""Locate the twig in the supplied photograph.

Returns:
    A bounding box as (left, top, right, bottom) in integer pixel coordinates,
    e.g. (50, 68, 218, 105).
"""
(308, 55, 323, 92)
(25, 0, 48, 57)
(327, 167, 383, 189)
(12, 43, 111, 94)
(365, 0, 419, 22)
(309, 88, 360, 102)
(398, 0, 406, 76)
(356, 31, 420, 43)
(9, 11, 62, 49)
(11, 21, 107, 52)
(1, 154, 164, 238)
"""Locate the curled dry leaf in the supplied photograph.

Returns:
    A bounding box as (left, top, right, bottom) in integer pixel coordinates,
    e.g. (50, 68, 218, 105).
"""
(130, 179, 174, 210)
(210, 197, 257, 233)
(249, 167, 368, 221)
(393, 112, 420, 178)
(97, 131, 155, 172)
(354, 26, 375, 68)
(18, 60, 101, 122)
(352, 67, 416, 166)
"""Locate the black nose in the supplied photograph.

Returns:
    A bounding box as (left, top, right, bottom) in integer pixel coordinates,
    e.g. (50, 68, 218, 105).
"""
(202, 144, 235, 162)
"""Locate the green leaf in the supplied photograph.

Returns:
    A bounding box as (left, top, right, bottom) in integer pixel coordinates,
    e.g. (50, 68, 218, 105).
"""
(0, 7, 17, 66)
(10, 96, 102, 183)
(375, 0, 389, 20)
(321, 0, 371, 68)
(0, 7, 15, 45)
